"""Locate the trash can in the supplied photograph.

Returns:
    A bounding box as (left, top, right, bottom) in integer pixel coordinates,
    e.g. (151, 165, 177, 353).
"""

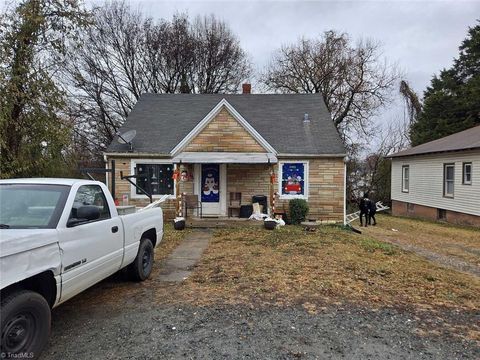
(239, 205, 253, 218)
(252, 195, 268, 214)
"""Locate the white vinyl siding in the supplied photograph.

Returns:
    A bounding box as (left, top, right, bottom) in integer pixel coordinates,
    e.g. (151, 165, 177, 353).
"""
(391, 150, 480, 216)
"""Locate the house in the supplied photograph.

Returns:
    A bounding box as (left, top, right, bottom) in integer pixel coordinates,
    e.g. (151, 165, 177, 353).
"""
(389, 125, 480, 227)
(104, 88, 346, 222)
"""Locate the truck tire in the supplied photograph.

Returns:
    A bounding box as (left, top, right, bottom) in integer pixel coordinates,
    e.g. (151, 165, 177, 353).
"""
(1, 290, 51, 359)
(130, 238, 154, 282)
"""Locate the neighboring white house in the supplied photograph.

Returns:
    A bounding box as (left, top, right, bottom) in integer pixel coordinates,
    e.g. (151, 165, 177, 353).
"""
(389, 125, 480, 227)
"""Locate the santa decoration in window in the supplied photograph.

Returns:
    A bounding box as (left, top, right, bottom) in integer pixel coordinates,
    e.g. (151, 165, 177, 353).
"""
(284, 175, 302, 194)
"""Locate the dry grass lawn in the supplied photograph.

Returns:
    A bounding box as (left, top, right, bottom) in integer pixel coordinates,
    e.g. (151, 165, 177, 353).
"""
(173, 224, 479, 313)
(364, 214, 480, 267)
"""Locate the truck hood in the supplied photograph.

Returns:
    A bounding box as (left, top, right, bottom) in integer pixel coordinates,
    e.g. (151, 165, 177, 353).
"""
(0, 229, 59, 257)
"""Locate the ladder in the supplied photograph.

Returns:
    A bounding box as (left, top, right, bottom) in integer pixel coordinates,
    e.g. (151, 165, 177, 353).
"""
(345, 201, 390, 224)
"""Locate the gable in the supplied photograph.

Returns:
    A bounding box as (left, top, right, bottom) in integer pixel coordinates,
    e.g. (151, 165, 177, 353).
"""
(184, 107, 265, 153)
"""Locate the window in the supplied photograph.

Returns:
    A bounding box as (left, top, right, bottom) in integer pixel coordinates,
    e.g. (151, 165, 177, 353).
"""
(463, 162, 472, 185)
(443, 163, 455, 198)
(401, 165, 409, 193)
(0, 184, 69, 229)
(71, 185, 110, 221)
(136, 163, 174, 195)
(278, 162, 308, 199)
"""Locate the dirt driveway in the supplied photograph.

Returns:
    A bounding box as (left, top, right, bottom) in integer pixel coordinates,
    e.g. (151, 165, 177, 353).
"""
(41, 222, 479, 359)
(363, 215, 480, 277)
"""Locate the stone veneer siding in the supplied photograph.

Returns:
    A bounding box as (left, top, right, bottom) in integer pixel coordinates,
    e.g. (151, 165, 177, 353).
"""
(392, 200, 480, 227)
(184, 108, 266, 153)
(107, 157, 345, 222)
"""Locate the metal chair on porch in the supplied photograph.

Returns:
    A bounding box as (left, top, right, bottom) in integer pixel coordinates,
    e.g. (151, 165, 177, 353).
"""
(184, 194, 203, 218)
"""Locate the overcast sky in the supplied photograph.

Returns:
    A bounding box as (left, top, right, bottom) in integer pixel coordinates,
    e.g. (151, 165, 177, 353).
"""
(123, 0, 479, 143)
(4, 0, 478, 146)
(128, 1, 479, 92)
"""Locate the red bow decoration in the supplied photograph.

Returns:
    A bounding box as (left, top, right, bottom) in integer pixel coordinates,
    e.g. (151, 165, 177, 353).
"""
(172, 169, 180, 180)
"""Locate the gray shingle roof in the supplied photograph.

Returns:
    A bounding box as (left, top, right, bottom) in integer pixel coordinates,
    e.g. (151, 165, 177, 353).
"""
(390, 125, 480, 158)
(106, 93, 346, 156)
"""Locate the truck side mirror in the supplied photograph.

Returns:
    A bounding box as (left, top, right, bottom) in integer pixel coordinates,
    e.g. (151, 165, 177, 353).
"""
(77, 205, 101, 220)
(67, 206, 101, 227)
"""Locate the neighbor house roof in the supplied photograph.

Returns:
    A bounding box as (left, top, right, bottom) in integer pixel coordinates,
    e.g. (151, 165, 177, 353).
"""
(105, 94, 346, 156)
(390, 125, 480, 158)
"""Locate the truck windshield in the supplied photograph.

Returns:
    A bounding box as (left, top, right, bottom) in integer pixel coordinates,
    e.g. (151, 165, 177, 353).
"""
(0, 184, 70, 229)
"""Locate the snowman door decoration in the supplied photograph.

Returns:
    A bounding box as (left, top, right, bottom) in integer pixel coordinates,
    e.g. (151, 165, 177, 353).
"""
(202, 165, 220, 202)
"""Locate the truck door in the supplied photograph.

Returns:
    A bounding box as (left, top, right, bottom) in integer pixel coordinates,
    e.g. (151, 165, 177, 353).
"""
(57, 184, 123, 302)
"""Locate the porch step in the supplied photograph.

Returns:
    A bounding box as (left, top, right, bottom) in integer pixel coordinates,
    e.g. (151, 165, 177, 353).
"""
(186, 218, 264, 229)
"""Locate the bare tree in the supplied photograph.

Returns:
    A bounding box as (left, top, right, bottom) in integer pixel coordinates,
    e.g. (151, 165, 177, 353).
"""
(262, 31, 400, 141)
(347, 116, 410, 209)
(64, 1, 251, 156)
(189, 15, 251, 93)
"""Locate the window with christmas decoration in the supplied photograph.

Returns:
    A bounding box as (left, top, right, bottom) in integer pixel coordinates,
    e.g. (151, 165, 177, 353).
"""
(136, 164, 174, 195)
(279, 162, 309, 199)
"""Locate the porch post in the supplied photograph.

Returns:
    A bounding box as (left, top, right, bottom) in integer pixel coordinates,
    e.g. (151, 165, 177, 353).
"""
(270, 163, 276, 216)
(173, 164, 182, 217)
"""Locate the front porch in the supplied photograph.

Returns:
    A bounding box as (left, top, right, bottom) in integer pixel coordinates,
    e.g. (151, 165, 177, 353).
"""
(175, 158, 280, 220)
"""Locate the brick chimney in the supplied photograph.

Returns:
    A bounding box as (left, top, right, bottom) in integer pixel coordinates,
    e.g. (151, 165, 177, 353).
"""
(242, 83, 251, 94)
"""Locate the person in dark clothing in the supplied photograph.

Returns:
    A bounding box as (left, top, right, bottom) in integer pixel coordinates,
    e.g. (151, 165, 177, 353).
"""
(368, 197, 377, 226)
(359, 193, 371, 227)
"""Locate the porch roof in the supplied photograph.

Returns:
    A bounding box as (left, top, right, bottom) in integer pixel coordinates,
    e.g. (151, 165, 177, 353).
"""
(172, 152, 277, 164)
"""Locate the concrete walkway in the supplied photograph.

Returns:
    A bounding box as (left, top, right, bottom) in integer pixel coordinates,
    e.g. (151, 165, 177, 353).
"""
(158, 229, 212, 282)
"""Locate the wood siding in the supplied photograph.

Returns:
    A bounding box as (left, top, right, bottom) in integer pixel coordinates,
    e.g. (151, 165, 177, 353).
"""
(391, 150, 480, 216)
(184, 107, 266, 153)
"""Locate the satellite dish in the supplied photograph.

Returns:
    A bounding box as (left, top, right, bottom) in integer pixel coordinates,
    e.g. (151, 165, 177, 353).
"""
(116, 130, 136, 152)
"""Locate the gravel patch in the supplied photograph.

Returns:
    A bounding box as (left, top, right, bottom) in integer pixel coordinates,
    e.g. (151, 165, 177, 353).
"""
(42, 293, 479, 360)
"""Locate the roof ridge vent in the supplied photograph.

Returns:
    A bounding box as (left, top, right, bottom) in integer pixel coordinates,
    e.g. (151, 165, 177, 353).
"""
(303, 113, 310, 123)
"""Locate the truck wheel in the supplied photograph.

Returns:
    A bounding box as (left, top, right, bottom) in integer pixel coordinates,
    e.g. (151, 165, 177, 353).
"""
(130, 238, 154, 281)
(1, 290, 51, 359)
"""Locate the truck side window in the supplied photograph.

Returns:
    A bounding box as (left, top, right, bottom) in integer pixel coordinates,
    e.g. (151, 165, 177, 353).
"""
(70, 185, 111, 221)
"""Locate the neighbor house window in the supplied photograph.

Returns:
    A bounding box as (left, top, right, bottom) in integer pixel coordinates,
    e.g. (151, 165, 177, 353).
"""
(136, 163, 174, 195)
(443, 163, 455, 198)
(401, 165, 409, 193)
(463, 162, 472, 185)
(278, 161, 309, 199)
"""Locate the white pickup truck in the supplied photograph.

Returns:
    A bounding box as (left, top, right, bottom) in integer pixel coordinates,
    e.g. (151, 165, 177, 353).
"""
(0, 178, 163, 359)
